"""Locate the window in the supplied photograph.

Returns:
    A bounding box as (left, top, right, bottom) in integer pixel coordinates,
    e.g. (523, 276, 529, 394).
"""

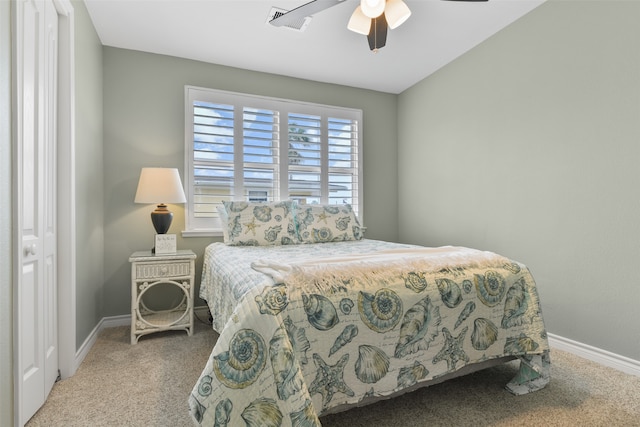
(183, 86, 363, 236)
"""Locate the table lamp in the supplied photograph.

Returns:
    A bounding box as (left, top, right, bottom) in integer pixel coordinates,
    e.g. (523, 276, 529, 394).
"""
(134, 167, 187, 235)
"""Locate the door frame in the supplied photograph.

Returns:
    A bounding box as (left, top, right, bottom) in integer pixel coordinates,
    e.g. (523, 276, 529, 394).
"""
(52, 0, 75, 382)
(11, 0, 75, 424)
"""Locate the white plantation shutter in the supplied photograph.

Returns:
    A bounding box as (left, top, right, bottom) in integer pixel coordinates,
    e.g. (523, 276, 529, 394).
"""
(287, 112, 322, 204)
(243, 107, 279, 201)
(328, 117, 359, 207)
(184, 86, 362, 235)
(192, 101, 235, 219)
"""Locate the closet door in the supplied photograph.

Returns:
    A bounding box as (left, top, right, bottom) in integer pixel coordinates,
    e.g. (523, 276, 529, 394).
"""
(15, 0, 59, 424)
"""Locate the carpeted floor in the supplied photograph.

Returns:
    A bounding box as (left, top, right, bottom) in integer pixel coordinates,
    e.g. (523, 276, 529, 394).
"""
(26, 320, 640, 427)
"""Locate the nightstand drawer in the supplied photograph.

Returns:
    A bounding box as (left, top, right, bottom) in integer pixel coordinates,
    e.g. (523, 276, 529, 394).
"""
(135, 261, 191, 280)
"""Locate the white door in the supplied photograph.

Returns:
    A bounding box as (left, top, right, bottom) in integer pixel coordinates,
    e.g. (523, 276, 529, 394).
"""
(15, 0, 59, 424)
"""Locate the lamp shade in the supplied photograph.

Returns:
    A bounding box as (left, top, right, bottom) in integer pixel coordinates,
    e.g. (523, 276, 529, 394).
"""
(134, 167, 186, 204)
(360, 0, 385, 18)
(348, 6, 371, 35)
(385, 0, 411, 29)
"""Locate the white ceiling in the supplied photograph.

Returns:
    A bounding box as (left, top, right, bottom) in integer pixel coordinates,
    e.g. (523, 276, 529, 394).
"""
(84, 0, 545, 94)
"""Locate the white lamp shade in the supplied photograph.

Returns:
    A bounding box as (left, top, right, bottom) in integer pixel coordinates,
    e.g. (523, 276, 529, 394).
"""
(360, 0, 385, 19)
(348, 6, 372, 35)
(134, 167, 186, 204)
(385, 0, 411, 29)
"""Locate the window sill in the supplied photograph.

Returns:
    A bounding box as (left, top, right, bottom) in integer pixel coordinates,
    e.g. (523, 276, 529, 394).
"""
(181, 229, 223, 238)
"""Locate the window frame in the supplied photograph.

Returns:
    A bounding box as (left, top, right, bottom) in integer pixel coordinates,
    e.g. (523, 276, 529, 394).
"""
(183, 86, 363, 237)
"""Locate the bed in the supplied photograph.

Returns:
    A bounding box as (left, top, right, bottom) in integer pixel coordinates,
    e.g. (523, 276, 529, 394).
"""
(189, 202, 550, 427)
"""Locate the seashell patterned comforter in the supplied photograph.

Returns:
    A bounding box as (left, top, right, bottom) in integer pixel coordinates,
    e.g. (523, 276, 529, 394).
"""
(190, 239, 550, 426)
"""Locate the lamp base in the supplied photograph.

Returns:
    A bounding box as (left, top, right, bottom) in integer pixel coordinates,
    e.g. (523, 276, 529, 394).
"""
(151, 204, 173, 235)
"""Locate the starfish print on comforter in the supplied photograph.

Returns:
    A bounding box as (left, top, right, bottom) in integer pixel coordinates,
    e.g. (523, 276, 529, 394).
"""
(308, 353, 354, 410)
(433, 327, 469, 371)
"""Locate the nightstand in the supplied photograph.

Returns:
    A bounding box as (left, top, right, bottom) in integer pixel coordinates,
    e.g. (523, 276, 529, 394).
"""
(129, 249, 197, 344)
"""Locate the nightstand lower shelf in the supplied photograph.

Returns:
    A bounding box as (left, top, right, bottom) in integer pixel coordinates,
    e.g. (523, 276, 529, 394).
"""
(136, 308, 189, 328)
(133, 309, 191, 340)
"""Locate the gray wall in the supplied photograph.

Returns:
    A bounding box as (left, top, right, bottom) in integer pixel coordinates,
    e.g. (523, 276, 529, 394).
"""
(72, 0, 105, 349)
(1, 1, 13, 424)
(102, 47, 399, 316)
(398, 0, 640, 360)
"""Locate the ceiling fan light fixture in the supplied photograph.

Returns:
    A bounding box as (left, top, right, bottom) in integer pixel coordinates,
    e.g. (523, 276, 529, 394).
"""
(385, 0, 411, 29)
(348, 6, 372, 35)
(360, 0, 385, 19)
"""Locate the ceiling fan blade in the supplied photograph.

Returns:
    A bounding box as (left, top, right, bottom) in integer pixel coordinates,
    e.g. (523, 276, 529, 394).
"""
(269, 0, 348, 27)
(367, 13, 388, 51)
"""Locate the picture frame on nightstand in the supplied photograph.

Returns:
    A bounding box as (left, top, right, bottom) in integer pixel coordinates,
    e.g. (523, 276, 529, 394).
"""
(154, 234, 177, 254)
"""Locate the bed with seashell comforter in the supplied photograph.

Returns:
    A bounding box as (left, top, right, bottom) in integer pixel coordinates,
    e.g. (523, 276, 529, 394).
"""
(190, 239, 550, 426)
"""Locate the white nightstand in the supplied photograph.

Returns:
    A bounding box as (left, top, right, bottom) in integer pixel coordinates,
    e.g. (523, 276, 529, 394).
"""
(129, 249, 197, 344)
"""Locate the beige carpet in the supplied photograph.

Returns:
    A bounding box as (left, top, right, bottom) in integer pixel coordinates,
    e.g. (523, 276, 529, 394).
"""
(26, 321, 640, 427)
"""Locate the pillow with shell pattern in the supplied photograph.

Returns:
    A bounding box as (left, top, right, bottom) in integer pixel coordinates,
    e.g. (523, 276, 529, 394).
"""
(295, 204, 364, 243)
(220, 201, 299, 246)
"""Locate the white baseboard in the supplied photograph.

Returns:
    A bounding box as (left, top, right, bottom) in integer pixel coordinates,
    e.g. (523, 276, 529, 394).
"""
(548, 333, 640, 377)
(101, 314, 132, 329)
(193, 305, 209, 313)
(194, 305, 211, 318)
(73, 314, 130, 374)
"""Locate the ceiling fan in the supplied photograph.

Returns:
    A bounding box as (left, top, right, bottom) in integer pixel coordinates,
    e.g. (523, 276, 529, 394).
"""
(269, 0, 488, 52)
